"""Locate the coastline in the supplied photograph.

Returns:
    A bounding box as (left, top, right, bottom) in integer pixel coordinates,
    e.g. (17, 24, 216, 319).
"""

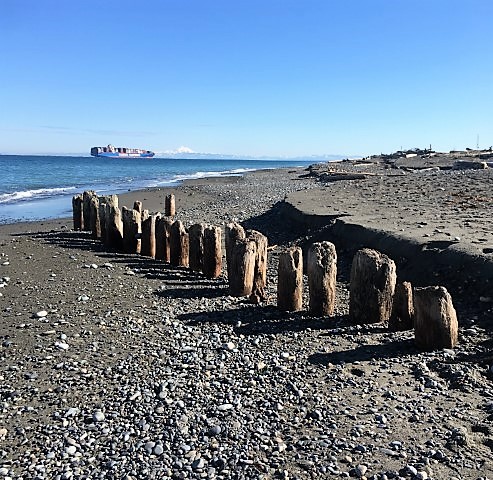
(1, 163, 493, 478)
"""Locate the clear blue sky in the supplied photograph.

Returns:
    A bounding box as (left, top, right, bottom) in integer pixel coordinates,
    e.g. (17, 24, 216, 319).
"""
(1, 0, 492, 157)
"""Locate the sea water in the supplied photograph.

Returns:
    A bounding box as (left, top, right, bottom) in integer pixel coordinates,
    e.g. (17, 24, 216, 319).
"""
(0, 155, 318, 224)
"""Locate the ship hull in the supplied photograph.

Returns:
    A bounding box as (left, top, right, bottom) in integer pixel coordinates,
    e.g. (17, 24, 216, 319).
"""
(92, 152, 155, 158)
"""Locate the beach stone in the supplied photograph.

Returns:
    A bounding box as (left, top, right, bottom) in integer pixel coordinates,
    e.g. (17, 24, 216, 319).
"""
(203, 225, 222, 279)
(307, 241, 337, 316)
(388, 281, 414, 331)
(248, 230, 268, 303)
(277, 246, 303, 312)
(35, 310, 48, 318)
(414, 286, 458, 350)
(349, 248, 396, 324)
(170, 220, 189, 267)
(188, 223, 205, 272)
(93, 410, 105, 422)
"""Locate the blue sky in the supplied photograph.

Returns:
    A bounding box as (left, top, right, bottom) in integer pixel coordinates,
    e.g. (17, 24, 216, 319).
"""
(1, 0, 492, 157)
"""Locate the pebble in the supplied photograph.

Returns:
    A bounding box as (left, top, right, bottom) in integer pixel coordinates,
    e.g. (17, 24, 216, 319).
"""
(35, 310, 48, 318)
(93, 411, 105, 422)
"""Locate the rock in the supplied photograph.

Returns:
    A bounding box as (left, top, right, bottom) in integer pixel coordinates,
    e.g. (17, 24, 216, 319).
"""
(35, 310, 48, 318)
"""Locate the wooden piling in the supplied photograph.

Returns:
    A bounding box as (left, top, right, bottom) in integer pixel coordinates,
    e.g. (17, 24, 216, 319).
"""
(349, 248, 396, 324)
(307, 241, 337, 316)
(189, 223, 205, 272)
(105, 200, 123, 250)
(82, 190, 96, 232)
(165, 194, 175, 217)
(228, 237, 256, 297)
(277, 246, 303, 312)
(225, 222, 246, 280)
(141, 213, 158, 258)
(203, 225, 222, 279)
(89, 195, 101, 239)
(170, 220, 189, 267)
(72, 194, 83, 230)
(414, 286, 458, 350)
(248, 230, 268, 303)
(155, 216, 172, 262)
(122, 206, 142, 254)
(388, 281, 414, 331)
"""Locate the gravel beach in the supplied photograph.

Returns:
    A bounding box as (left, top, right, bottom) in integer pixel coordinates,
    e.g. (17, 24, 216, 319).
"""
(1, 163, 492, 480)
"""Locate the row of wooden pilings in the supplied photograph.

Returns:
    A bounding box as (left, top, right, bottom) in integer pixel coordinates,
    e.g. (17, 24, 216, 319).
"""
(72, 191, 458, 352)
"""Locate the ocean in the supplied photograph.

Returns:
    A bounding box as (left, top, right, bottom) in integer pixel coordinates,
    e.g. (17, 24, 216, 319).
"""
(0, 155, 318, 224)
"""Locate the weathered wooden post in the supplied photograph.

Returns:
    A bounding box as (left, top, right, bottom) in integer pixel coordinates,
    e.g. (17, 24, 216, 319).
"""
(105, 201, 123, 250)
(203, 225, 222, 279)
(98, 195, 116, 242)
(228, 237, 256, 297)
(225, 222, 246, 279)
(89, 195, 101, 239)
(72, 194, 83, 231)
(349, 248, 396, 324)
(388, 281, 414, 331)
(133, 201, 143, 214)
(248, 230, 268, 303)
(189, 223, 205, 272)
(414, 286, 458, 350)
(307, 241, 337, 316)
(155, 217, 172, 262)
(165, 194, 175, 217)
(170, 220, 189, 267)
(277, 246, 303, 312)
(122, 206, 142, 254)
(82, 190, 96, 232)
(141, 213, 158, 258)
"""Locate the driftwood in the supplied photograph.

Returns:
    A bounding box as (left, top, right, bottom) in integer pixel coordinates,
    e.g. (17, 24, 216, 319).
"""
(349, 248, 396, 324)
(277, 246, 303, 312)
(414, 286, 458, 351)
(133, 201, 143, 214)
(307, 241, 337, 316)
(203, 225, 222, 279)
(170, 220, 189, 267)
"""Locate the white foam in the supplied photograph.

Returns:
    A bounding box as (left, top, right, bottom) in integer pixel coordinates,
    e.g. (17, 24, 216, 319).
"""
(0, 186, 77, 204)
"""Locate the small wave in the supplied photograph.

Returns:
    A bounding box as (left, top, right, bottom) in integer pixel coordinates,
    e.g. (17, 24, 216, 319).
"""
(0, 186, 77, 204)
(153, 168, 259, 186)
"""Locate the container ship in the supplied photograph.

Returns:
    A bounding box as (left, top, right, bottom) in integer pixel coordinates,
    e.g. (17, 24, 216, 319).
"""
(91, 145, 155, 158)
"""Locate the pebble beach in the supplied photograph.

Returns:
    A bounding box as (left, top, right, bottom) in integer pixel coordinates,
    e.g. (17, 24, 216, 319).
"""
(1, 160, 493, 479)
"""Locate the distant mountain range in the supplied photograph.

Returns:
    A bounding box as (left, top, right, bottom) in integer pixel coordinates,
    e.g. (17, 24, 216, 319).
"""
(153, 151, 352, 161)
